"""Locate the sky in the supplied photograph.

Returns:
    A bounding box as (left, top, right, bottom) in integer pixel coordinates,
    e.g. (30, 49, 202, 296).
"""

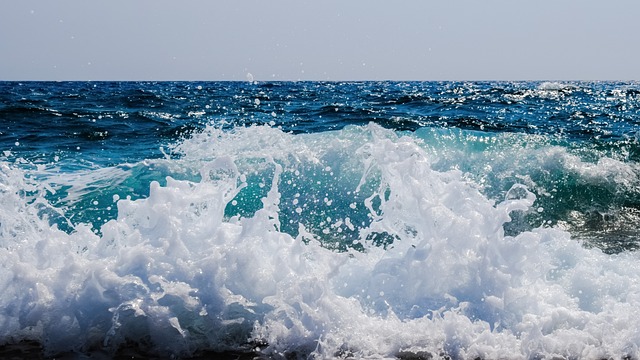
(1, 0, 639, 81)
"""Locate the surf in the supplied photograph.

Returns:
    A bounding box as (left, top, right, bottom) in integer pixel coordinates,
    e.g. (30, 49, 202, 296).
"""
(2, 123, 640, 359)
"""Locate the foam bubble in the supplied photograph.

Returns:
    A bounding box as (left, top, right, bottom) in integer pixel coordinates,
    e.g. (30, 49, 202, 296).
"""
(1, 124, 640, 358)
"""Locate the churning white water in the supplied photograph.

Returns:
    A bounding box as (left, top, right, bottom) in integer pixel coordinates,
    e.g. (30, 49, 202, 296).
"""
(1, 124, 640, 359)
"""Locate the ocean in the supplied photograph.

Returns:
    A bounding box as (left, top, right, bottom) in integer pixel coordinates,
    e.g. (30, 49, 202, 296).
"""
(1, 81, 639, 359)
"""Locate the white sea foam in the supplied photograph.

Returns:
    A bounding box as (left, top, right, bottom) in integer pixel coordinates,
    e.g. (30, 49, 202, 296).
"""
(502, 82, 575, 103)
(1, 124, 640, 358)
(538, 82, 570, 91)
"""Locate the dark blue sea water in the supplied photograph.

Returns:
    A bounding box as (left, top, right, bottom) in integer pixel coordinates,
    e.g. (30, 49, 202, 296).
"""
(1, 81, 640, 358)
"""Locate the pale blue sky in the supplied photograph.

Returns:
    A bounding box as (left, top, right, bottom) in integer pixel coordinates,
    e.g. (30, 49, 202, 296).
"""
(1, 0, 639, 81)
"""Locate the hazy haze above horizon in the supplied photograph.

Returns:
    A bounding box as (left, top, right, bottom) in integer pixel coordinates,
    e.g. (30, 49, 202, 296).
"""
(1, 0, 639, 81)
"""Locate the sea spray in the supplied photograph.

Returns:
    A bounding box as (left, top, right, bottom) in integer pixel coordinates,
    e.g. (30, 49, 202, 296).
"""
(2, 124, 640, 358)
